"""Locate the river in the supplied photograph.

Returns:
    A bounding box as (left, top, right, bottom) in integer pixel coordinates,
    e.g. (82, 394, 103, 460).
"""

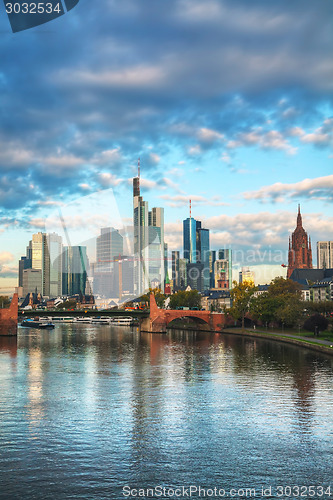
(0, 325, 332, 499)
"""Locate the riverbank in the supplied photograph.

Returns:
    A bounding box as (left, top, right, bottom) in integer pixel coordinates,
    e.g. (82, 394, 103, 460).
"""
(222, 327, 333, 356)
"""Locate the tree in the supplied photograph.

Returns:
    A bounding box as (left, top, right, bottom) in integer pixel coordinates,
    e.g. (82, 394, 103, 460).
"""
(0, 296, 11, 309)
(140, 288, 166, 308)
(229, 281, 257, 332)
(304, 314, 328, 334)
(57, 299, 77, 310)
(169, 290, 201, 310)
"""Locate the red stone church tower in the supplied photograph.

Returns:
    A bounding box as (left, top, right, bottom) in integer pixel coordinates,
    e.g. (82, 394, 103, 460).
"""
(287, 205, 312, 278)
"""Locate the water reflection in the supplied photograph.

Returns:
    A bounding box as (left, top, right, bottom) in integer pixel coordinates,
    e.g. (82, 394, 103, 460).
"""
(0, 325, 332, 499)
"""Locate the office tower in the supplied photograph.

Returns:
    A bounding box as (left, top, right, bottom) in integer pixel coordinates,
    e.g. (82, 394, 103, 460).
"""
(183, 207, 210, 291)
(46, 233, 63, 296)
(183, 217, 197, 263)
(209, 250, 216, 289)
(287, 205, 312, 278)
(26, 232, 62, 297)
(172, 251, 180, 289)
(94, 227, 123, 297)
(179, 258, 187, 289)
(148, 207, 165, 292)
(317, 241, 333, 269)
(133, 165, 165, 295)
(198, 227, 210, 290)
(18, 256, 32, 287)
(164, 242, 168, 290)
(239, 267, 255, 285)
(96, 227, 123, 272)
(62, 246, 88, 296)
(22, 269, 42, 296)
(187, 263, 204, 292)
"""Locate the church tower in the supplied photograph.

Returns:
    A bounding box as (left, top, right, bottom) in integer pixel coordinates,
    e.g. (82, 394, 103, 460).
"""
(287, 205, 312, 278)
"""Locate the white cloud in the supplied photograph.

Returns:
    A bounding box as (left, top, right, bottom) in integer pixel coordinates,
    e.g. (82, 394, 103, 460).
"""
(243, 174, 333, 203)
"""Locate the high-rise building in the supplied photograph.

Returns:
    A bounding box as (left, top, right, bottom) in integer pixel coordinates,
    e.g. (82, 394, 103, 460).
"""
(96, 227, 123, 272)
(94, 227, 123, 297)
(26, 232, 62, 297)
(183, 217, 197, 263)
(287, 205, 312, 278)
(62, 246, 88, 296)
(133, 165, 165, 295)
(317, 241, 333, 269)
(172, 251, 180, 289)
(218, 249, 232, 288)
(183, 211, 210, 291)
(239, 267, 255, 285)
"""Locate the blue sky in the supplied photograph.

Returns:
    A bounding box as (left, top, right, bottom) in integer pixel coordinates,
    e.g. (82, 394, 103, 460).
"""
(0, 0, 332, 291)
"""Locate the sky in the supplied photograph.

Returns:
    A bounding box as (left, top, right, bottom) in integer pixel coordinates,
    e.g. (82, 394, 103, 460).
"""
(0, 0, 332, 292)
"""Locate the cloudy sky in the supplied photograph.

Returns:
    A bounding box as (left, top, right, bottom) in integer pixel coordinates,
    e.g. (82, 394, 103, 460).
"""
(0, 0, 332, 290)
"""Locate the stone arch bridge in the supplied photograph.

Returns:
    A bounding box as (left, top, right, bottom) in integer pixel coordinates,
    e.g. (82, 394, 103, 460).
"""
(140, 294, 225, 333)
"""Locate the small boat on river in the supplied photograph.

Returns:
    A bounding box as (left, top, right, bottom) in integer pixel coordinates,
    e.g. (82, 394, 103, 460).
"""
(21, 319, 55, 329)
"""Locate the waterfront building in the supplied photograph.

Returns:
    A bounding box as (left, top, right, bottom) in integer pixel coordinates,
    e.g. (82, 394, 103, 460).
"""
(317, 241, 333, 269)
(287, 205, 312, 278)
(62, 246, 88, 296)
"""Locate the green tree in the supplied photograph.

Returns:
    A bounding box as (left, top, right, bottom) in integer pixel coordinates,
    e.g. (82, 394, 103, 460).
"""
(304, 313, 329, 334)
(141, 288, 166, 308)
(229, 281, 257, 332)
(169, 290, 201, 310)
(250, 277, 303, 328)
(0, 296, 11, 308)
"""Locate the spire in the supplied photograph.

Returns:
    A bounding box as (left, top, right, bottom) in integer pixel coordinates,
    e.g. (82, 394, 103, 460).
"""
(189, 199, 192, 219)
(297, 203, 302, 227)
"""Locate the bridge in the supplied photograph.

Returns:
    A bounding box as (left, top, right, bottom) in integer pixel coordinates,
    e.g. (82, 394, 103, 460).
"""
(0, 293, 18, 336)
(139, 294, 225, 333)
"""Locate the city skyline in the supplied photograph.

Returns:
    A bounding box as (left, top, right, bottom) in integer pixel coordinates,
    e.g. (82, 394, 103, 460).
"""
(0, 0, 332, 291)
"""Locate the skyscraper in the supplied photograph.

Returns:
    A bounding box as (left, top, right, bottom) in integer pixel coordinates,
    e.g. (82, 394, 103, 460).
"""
(94, 227, 123, 297)
(183, 209, 210, 291)
(287, 205, 312, 278)
(62, 246, 88, 296)
(133, 164, 165, 295)
(317, 241, 333, 269)
(26, 232, 62, 297)
(183, 217, 197, 263)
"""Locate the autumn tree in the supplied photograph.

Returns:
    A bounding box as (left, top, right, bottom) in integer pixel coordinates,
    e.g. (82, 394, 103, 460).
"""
(229, 281, 257, 332)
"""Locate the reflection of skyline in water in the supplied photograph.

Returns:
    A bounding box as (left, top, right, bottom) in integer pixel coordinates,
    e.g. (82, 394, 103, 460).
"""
(0, 327, 333, 499)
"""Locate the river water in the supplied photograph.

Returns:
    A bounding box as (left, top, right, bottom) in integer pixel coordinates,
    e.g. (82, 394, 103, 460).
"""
(0, 325, 333, 500)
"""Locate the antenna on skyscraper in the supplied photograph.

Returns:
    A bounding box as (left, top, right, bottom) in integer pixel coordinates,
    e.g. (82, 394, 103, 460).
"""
(189, 199, 192, 218)
(138, 157, 140, 178)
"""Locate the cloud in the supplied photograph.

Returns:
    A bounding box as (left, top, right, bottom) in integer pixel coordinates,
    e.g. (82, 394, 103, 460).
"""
(243, 175, 333, 203)
(160, 194, 229, 207)
(227, 129, 297, 155)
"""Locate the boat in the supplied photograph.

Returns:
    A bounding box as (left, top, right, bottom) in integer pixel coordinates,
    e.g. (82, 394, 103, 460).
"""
(21, 319, 55, 329)
(110, 317, 133, 326)
(91, 318, 112, 325)
(52, 316, 76, 323)
(76, 317, 93, 324)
